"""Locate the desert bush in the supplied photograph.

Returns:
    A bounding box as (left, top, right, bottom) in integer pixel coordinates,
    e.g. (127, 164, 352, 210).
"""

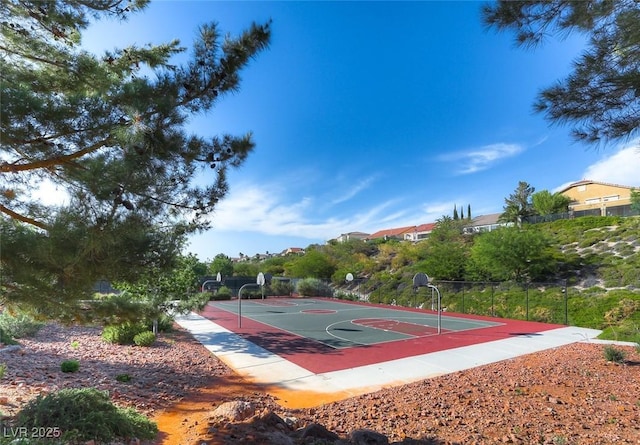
(101, 322, 147, 345)
(0, 310, 44, 339)
(0, 327, 17, 346)
(15, 388, 157, 443)
(147, 313, 174, 333)
(334, 290, 358, 301)
(270, 279, 293, 296)
(116, 373, 132, 383)
(213, 285, 232, 300)
(133, 331, 156, 347)
(296, 278, 333, 297)
(603, 345, 626, 363)
(60, 359, 80, 373)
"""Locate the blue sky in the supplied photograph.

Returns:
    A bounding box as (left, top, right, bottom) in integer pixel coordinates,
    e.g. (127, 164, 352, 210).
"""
(82, 1, 640, 261)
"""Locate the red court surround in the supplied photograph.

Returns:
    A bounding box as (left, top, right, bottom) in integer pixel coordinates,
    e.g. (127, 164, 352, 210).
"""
(199, 299, 563, 374)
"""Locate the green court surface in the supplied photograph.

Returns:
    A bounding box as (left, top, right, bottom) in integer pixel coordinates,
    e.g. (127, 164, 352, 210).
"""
(209, 298, 503, 349)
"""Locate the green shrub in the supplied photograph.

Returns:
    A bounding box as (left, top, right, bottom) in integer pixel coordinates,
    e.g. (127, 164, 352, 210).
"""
(0, 326, 17, 345)
(60, 359, 80, 373)
(101, 322, 147, 345)
(146, 314, 174, 333)
(0, 310, 44, 339)
(188, 291, 212, 310)
(116, 373, 132, 383)
(133, 331, 156, 347)
(15, 388, 157, 443)
(0, 363, 6, 379)
(296, 278, 334, 297)
(603, 345, 626, 363)
(334, 290, 358, 301)
(269, 279, 293, 296)
(213, 285, 232, 300)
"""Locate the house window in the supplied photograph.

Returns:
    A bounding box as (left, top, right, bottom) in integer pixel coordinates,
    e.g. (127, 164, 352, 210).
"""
(585, 198, 600, 204)
(603, 195, 619, 202)
(578, 185, 587, 192)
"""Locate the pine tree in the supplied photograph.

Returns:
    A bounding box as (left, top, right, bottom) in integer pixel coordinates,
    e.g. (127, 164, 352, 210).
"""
(483, 0, 640, 146)
(499, 181, 536, 227)
(0, 1, 271, 319)
(467, 204, 471, 220)
(453, 204, 459, 220)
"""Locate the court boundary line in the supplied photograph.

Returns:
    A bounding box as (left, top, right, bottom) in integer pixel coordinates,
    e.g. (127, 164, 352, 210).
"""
(175, 311, 604, 405)
(207, 299, 506, 350)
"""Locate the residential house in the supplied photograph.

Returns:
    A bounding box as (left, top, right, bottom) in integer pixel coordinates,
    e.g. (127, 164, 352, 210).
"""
(334, 232, 371, 243)
(558, 180, 636, 217)
(367, 226, 415, 241)
(463, 213, 509, 233)
(404, 223, 437, 241)
(282, 247, 305, 255)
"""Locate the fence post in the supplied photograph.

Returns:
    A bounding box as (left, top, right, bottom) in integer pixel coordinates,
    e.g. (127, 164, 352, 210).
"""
(462, 285, 465, 314)
(525, 282, 529, 321)
(491, 283, 495, 317)
(563, 279, 568, 325)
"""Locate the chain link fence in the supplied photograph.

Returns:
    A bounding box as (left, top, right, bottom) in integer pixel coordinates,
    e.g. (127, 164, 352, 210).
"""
(337, 279, 570, 325)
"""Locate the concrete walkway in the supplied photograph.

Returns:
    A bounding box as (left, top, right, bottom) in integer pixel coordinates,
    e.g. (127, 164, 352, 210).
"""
(175, 312, 603, 402)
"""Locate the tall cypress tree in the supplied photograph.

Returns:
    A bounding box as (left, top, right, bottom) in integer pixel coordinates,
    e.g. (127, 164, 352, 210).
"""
(0, 1, 271, 319)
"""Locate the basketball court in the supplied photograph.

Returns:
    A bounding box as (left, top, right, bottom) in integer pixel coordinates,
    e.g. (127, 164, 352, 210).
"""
(176, 297, 602, 406)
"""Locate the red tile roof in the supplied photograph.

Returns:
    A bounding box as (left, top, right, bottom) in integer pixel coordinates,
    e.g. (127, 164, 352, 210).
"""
(368, 225, 415, 239)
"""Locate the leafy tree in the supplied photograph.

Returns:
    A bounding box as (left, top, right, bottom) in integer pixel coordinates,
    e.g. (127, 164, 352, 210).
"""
(467, 226, 555, 282)
(260, 255, 287, 276)
(233, 261, 260, 278)
(209, 253, 234, 278)
(418, 215, 469, 280)
(500, 181, 535, 226)
(532, 190, 572, 216)
(483, 0, 640, 146)
(285, 249, 336, 280)
(0, 1, 271, 318)
(99, 254, 210, 328)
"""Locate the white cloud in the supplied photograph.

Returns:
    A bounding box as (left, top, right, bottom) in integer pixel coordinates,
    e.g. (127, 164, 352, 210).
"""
(206, 182, 406, 240)
(439, 143, 525, 174)
(581, 141, 640, 187)
(330, 175, 377, 205)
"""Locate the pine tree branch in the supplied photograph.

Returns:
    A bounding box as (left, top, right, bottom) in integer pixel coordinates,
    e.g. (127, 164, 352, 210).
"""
(0, 137, 112, 173)
(0, 204, 48, 230)
(0, 44, 68, 70)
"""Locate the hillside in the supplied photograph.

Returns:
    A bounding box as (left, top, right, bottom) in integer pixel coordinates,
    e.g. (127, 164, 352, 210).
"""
(253, 216, 640, 343)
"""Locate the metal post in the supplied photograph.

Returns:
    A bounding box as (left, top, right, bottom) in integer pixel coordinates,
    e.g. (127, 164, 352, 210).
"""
(563, 279, 568, 325)
(462, 285, 465, 314)
(237, 283, 261, 328)
(526, 282, 529, 321)
(428, 284, 442, 334)
(201, 279, 217, 293)
(491, 283, 495, 317)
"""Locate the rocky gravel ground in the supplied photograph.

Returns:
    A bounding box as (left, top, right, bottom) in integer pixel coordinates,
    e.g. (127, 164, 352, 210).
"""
(0, 323, 232, 418)
(1, 323, 639, 445)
